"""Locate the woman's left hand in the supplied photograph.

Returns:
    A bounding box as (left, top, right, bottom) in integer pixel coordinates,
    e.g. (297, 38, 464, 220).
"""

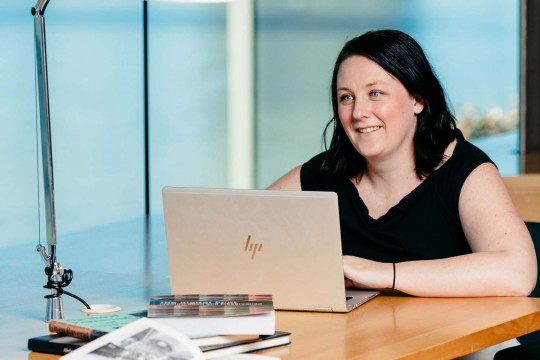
(343, 255, 394, 290)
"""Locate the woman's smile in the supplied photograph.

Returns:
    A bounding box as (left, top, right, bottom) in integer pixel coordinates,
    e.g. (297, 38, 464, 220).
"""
(357, 126, 382, 134)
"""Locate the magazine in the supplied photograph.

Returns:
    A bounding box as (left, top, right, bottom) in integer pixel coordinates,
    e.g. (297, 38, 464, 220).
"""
(29, 331, 290, 358)
(61, 317, 204, 359)
(59, 318, 289, 360)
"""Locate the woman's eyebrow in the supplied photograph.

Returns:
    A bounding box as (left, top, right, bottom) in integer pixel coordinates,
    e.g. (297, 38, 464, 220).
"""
(364, 80, 390, 87)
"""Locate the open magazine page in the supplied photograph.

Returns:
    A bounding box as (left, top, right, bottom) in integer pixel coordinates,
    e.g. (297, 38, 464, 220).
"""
(61, 318, 204, 360)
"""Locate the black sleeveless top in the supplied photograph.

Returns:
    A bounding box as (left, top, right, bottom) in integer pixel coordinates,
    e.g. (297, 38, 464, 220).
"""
(300, 130, 495, 263)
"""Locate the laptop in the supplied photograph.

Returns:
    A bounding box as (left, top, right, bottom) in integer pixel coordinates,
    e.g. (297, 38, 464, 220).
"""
(162, 187, 379, 312)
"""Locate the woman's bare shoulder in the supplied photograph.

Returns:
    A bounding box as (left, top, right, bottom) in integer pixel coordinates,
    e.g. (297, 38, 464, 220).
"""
(267, 166, 302, 190)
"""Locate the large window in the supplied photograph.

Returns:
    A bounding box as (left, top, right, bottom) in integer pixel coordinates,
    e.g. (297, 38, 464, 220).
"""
(0, 0, 520, 252)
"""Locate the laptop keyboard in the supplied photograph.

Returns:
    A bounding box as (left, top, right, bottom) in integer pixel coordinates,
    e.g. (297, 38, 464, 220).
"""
(346, 296, 353, 301)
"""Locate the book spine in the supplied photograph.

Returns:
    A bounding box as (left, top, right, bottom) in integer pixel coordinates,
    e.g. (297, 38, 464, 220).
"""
(149, 300, 274, 307)
(49, 321, 107, 341)
(27, 338, 81, 355)
(150, 294, 273, 301)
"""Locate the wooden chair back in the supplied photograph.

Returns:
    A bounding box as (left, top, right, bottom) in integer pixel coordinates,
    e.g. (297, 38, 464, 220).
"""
(502, 174, 540, 222)
(499, 175, 540, 350)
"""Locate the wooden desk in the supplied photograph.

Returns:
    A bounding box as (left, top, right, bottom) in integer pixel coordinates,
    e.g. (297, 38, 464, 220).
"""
(257, 296, 540, 360)
(3, 218, 540, 359)
(26, 296, 540, 360)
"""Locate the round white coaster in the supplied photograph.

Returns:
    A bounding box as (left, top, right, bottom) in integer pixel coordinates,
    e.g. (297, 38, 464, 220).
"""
(81, 304, 121, 314)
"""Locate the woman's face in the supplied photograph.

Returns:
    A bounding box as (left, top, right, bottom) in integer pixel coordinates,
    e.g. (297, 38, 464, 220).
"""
(336, 55, 424, 164)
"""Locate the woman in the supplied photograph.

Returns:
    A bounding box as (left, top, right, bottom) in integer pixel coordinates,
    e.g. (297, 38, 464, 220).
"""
(269, 29, 536, 297)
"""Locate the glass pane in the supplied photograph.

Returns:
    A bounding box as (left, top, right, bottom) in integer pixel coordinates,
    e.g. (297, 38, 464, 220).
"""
(46, 1, 145, 234)
(255, 0, 519, 186)
(148, 3, 228, 213)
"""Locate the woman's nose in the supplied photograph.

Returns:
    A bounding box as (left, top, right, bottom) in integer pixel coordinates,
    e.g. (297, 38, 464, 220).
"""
(353, 98, 370, 119)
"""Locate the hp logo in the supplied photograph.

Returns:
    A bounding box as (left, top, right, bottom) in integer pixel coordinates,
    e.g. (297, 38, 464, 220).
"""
(244, 235, 262, 259)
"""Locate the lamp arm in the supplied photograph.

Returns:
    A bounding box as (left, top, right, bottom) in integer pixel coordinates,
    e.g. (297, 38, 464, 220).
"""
(31, 0, 91, 320)
(32, 0, 57, 255)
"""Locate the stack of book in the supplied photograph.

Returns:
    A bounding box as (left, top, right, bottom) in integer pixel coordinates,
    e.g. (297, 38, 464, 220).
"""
(28, 294, 290, 359)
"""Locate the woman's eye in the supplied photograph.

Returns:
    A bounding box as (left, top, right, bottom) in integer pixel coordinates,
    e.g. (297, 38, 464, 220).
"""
(339, 94, 353, 102)
(369, 91, 382, 97)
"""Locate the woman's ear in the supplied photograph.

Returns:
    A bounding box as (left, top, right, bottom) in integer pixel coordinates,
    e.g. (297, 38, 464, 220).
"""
(413, 95, 425, 115)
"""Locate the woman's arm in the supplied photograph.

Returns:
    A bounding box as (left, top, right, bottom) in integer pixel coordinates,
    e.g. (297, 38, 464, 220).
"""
(267, 166, 302, 190)
(343, 163, 537, 297)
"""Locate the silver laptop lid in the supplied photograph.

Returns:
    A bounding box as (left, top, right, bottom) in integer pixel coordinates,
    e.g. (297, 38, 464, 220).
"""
(163, 187, 350, 312)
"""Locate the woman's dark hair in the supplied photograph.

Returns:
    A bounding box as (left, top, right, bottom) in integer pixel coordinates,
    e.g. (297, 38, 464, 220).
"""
(322, 29, 456, 179)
